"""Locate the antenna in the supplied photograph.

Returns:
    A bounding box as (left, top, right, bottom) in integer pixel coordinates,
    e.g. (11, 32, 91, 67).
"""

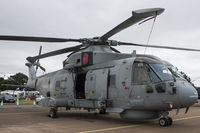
(144, 12, 158, 54)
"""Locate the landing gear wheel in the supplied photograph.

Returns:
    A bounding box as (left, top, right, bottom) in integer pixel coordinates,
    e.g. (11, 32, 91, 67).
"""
(99, 109, 107, 114)
(159, 117, 169, 126)
(159, 117, 173, 126)
(48, 108, 57, 118)
(167, 117, 173, 126)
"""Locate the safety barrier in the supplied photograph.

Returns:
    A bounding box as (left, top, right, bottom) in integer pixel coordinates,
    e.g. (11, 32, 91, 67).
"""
(0, 99, 37, 109)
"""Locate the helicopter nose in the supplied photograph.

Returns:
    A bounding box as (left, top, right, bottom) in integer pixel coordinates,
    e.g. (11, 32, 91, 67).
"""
(178, 82, 198, 108)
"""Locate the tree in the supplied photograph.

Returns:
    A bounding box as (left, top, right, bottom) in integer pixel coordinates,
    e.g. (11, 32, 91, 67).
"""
(0, 77, 4, 82)
(0, 73, 28, 91)
(8, 73, 28, 85)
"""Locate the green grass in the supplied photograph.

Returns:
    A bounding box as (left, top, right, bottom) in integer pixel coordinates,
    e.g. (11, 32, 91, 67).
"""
(4, 100, 35, 105)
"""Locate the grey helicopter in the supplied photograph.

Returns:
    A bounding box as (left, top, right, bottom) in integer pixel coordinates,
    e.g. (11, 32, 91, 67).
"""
(0, 8, 199, 127)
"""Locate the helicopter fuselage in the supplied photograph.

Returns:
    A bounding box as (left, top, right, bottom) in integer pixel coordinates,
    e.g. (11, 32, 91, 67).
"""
(27, 46, 198, 120)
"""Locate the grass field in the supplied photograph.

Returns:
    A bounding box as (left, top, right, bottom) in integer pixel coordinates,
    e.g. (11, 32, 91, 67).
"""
(3, 100, 34, 105)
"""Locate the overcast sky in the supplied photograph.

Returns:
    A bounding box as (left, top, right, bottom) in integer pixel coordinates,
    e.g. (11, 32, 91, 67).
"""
(0, 0, 200, 86)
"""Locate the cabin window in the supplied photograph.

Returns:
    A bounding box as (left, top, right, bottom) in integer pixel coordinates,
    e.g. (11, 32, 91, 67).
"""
(132, 63, 150, 84)
(109, 75, 116, 88)
(56, 81, 60, 87)
(60, 78, 67, 90)
(60, 80, 66, 90)
(55, 81, 60, 91)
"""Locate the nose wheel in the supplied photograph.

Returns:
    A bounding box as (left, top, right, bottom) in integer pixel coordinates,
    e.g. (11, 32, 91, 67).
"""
(159, 117, 173, 126)
(159, 111, 173, 126)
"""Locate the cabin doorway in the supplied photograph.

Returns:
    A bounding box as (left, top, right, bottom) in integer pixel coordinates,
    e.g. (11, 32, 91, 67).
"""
(75, 73, 86, 99)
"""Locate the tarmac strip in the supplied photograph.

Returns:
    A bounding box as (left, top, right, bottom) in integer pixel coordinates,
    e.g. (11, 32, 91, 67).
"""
(78, 115, 200, 133)
(174, 115, 200, 121)
(0, 112, 44, 115)
(77, 124, 142, 133)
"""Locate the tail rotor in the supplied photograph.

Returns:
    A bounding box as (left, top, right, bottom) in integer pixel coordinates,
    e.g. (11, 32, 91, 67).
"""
(35, 46, 46, 73)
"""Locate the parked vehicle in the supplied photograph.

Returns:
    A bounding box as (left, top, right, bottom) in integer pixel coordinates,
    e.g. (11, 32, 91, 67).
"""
(0, 94, 5, 101)
(36, 95, 44, 104)
(0, 94, 16, 103)
(27, 94, 36, 100)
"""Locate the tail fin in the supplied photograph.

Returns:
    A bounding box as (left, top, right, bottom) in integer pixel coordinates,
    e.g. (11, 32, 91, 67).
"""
(25, 63, 36, 88)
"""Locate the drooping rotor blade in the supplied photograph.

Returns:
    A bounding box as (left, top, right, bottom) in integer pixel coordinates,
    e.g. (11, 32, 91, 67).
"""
(100, 8, 164, 41)
(0, 35, 82, 43)
(110, 46, 120, 53)
(67, 45, 90, 57)
(118, 42, 200, 52)
(26, 44, 83, 63)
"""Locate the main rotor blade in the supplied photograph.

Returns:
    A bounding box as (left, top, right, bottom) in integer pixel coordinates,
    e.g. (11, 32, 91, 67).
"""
(118, 42, 200, 52)
(110, 46, 120, 53)
(100, 8, 164, 41)
(0, 35, 81, 43)
(26, 44, 83, 63)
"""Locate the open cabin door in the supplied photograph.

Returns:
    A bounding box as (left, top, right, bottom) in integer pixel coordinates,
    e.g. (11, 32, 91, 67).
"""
(85, 69, 109, 100)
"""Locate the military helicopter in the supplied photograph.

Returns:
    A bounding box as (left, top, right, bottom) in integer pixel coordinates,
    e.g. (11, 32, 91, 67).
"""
(0, 8, 199, 127)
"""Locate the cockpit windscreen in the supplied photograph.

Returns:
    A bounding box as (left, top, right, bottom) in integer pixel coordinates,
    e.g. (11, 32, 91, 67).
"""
(149, 64, 173, 81)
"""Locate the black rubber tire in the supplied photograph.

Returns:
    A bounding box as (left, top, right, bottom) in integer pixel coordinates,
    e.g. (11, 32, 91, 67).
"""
(167, 117, 173, 126)
(159, 117, 169, 126)
(49, 109, 57, 118)
(99, 109, 106, 114)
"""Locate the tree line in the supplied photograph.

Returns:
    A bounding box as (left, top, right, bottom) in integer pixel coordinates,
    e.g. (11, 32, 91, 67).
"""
(0, 73, 29, 91)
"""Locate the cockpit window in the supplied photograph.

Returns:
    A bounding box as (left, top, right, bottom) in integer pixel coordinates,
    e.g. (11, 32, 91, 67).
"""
(168, 67, 180, 78)
(132, 63, 173, 84)
(149, 64, 173, 81)
(132, 63, 150, 84)
(169, 66, 191, 82)
(148, 66, 161, 83)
